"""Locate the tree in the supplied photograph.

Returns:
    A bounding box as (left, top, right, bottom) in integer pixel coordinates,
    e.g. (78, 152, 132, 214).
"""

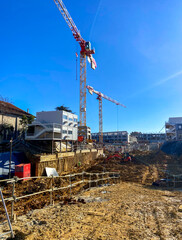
(55, 105, 72, 113)
(20, 115, 35, 130)
(0, 95, 12, 103)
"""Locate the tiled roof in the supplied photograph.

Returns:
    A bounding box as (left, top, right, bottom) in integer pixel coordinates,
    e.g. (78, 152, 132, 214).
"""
(0, 101, 31, 117)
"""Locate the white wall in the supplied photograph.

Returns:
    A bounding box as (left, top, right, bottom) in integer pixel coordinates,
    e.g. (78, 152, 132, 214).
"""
(34, 110, 78, 141)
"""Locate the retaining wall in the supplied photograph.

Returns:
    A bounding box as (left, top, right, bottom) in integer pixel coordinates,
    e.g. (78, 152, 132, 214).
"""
(34, 149, 103, 176)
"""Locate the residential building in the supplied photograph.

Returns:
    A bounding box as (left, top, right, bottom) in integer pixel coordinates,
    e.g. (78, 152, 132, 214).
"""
(135, 133, 166, 143)
(26, 110, 78, 141)
(92, 131, 129, 144)
(165, 117, 182, 141)
(0, 101, 31, 143)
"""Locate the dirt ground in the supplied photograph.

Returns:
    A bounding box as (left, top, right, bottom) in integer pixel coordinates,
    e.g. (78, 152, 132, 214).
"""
(1, 151, 182, 239)
(1, 182, 182, 240)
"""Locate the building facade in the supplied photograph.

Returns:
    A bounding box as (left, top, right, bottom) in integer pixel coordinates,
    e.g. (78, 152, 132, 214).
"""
(135, 133, 166, 143)
(0, 101, 31, 143)
(165, 117, 182, 141)
(92, 131, 129, 144)
(26, 110, 78, 141)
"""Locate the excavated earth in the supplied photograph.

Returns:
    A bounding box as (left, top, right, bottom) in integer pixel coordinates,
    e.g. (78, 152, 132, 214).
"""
(1, 182, 182, 240)
(1, 150, 182, 239)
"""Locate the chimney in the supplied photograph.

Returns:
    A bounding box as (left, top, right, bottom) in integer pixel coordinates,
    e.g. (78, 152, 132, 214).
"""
(27, 108, 29, 113)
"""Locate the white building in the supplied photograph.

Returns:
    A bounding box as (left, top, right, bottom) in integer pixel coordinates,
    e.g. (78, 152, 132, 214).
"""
(26, 110, 78, 141)
(92, 131, 129, 144)
(165, 117, 182, 141)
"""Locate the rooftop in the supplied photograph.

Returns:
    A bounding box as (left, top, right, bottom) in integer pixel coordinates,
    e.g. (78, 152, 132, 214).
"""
(0, 101, 31, 117)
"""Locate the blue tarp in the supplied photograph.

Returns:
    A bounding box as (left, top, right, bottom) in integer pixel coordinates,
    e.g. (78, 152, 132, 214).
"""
(0, 152, 26, 178)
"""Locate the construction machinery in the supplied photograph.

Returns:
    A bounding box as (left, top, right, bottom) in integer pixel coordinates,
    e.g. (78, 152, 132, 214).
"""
(87, 85, 126, 143)
(53, 0, 97, 133)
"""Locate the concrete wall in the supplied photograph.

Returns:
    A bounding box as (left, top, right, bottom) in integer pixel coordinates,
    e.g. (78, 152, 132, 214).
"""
(34, 149, 103, 176)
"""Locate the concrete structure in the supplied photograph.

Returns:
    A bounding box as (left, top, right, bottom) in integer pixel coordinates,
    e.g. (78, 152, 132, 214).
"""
(92, 131, 129, 144)
(33, 149, 103, 176)
(78, 126, 91, 140)
(26, 111, 78, 141)
(136, 133, 166, 143)
(129, 135, 138, 143)
(165, 117, 182, 141)
(0, 101, 31, 143)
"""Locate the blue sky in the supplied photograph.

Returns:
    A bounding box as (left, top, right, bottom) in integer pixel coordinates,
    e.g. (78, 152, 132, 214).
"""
(1, 0, 182, 133)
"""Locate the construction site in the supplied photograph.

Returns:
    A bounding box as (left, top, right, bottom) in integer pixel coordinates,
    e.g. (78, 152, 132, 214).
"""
(1, 0, 182, 239)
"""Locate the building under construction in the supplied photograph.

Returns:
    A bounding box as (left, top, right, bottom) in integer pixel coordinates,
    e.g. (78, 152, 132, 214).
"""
(92, 131, 128, 144)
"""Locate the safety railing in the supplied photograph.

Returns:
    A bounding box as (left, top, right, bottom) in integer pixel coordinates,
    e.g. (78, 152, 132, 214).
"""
(0, 171, 120, 224)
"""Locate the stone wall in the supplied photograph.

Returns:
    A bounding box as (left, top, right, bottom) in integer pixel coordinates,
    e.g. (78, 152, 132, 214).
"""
(34, 149, 103, 176)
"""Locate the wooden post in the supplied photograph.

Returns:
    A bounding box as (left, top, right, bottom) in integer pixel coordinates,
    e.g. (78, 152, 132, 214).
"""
(52, 141, 54, 154)
(69, 174, 72, 197)
(0, 188, 14, 238)
(11, 181, 15, 222)
(174, 176, 176, 188)
(50, 176, 53, 205)
(89, 174, 91, 189)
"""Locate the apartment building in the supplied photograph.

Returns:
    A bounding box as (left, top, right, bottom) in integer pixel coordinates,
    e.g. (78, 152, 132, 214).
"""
(92, 131, 129, 144)
(165, 117, 182, 141)
(26, 110, 78, 141)
(136, 133, 166, 143)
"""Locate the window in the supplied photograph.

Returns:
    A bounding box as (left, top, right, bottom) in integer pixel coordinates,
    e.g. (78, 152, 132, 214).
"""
(68, 130, 72, 134)
(74, 118, 77, 122)
(62, 130, 67, 134)
(63, 115, 68, 120)
(69, 118, 73, 121)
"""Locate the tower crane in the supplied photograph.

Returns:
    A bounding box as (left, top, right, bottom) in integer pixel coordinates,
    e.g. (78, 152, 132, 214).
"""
(87, 85, 126, 143)
(53, 0, 97, 131)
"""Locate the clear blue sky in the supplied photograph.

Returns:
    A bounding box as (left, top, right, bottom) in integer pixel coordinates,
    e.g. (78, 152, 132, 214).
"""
(1, 0, 182, 133)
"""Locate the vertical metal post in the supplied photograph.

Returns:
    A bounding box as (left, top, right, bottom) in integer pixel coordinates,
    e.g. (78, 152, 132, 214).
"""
(0, 188, 14, 238)
(9, 138, 13, 179)
(11, 181, 15, 222)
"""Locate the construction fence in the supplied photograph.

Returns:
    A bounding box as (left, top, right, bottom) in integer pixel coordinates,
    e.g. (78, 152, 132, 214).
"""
(0, 171, 120, 223)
